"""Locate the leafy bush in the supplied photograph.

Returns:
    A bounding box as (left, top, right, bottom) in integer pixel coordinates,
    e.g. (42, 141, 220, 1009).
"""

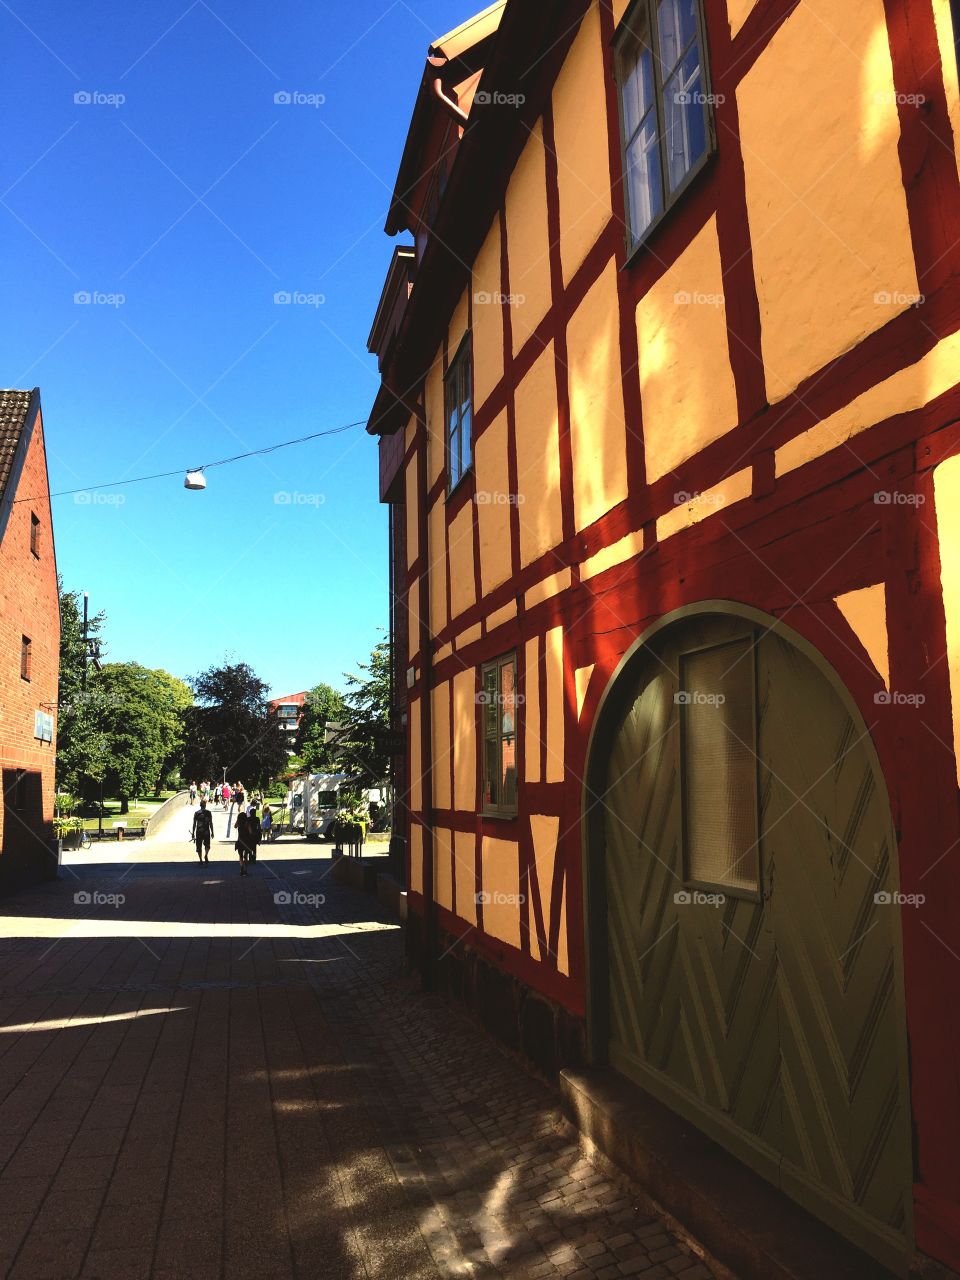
(53, 816, 84, 837)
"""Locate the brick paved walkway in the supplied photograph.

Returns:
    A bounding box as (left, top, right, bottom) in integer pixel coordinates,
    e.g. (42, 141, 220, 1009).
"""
(0, 841, 723, 1279)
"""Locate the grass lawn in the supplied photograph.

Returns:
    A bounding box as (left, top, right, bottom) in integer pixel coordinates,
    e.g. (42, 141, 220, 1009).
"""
(75, 792, 177, 832)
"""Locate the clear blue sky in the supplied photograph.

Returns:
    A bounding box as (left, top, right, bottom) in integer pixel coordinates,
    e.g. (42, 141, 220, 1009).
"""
(2, 0, 479, 697)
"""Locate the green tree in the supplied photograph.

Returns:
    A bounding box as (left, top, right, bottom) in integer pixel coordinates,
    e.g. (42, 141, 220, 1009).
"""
(295, 682, 347, 772)
(95, 664, 193, 812)
(339, 640, 392, 783)
(182, 662, 288, 789)
(56, 583, 107, 794)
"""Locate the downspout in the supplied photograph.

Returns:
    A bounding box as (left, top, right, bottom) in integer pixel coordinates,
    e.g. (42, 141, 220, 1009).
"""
(428, 54, 469, 127)
(416, 393, 438, 990)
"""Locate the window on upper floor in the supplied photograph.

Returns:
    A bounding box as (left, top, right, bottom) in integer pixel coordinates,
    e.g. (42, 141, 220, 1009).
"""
(481, 653, 518, 818)
(614, 0, 714, 254)
(30, 513, 40, 558)
(445, 335, 473, 493)
(20, 636, 32, 682)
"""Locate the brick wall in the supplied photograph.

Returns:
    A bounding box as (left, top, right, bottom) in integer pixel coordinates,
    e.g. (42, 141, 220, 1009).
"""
(0, 407, 60, 878)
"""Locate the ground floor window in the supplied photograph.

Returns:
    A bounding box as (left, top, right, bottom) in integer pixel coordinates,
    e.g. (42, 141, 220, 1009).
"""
(481, 653, 518, 817)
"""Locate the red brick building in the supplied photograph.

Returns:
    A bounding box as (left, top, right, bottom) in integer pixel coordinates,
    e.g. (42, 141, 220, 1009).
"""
(268, 691, 308, 751)
(0, 389, 59, 881)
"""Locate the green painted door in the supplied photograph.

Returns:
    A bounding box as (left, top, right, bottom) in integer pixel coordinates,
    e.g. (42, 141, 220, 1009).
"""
(599, 614, 912, 1275)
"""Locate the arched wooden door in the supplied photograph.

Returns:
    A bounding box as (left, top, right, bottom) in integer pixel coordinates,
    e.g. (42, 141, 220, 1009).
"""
(588, 608, 912, 1275)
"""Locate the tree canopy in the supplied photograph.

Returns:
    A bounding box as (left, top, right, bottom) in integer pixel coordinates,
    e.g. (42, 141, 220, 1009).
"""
(295, 682, 347, 773)
(182, 661, 288, 788)
(95, 663, 192, 809)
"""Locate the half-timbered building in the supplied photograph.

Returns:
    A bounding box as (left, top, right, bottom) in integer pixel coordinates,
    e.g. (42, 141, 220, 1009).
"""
(367, 1, 960, 1273)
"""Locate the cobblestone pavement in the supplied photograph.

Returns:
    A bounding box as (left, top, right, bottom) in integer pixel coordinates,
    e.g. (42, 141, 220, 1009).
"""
(0, 841, 724, 1279)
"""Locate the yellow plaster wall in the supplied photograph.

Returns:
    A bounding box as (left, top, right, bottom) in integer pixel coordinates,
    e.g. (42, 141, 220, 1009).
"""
(404, 414, 417, 453)
(515, 343, 564, 567)
(525, 568, 571, 611)
(637, 216, 739, 484)
(835, 584, 890, 688)
(728, 0, 757, 37)
(545, 627, 565, 784)
(473, 219, 505, 410)
(656, 468, 753, 543)
(552, 1, 613, 286)
(448, 502, 477, 621)
(452, 668, 477, 811)
(568, 259, 629, 532)
(410, 697, 422, 809)
(487, 598, 518, 632)
(434, 827, 453, 910)
(454, 830, 478, 925)
(580, 528, 644, 582)
(410, 822, 424, 894)
(737, 0, 918, 402)
(776, 327, 960, 476)
(408, 578, 420, 661)
(428, 499, 447, 638)
(575, 664, 595, 719)
(432, 681, 452, 810)
(425, 359, 445, 490)
(449, 288, 469, 361)
(529, 814, 561, 966)
(504, 119, 553, 355)
(934, 455, 960, 784)
(475, 410, 513, 595)
(405, 457, 419, 568)
(456, 622, 482, 649)
(525, 635, 542, 783)
(481, 835, 521, 948)
(611, 0, 629, 23)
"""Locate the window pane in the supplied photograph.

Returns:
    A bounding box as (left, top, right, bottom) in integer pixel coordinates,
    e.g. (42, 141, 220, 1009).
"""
(500, 659, 517, 810)
(460, 403, 472, 473)
(483, 666, 499, 738)
(657, 0, 699, 77)
(625, 119, 664, 240)
(661, 47, 706, 193)
(680, 638, 759, 892)
(620, 39, 655, 141)
(484, 736, 500, 808)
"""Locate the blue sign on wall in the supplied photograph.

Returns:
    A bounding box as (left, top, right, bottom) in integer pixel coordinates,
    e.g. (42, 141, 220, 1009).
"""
(34, 710, 53, 743)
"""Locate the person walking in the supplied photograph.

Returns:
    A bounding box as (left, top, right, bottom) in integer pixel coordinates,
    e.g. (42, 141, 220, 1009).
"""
(189, 781, 197, 805)
(234, 784, 245, 812)
(261, 805, 273, 842)
(222, 781, 232, 810)
(192, 798, 214, 862)
(235, 808, 259, 875)
(214, 784, 222, 806)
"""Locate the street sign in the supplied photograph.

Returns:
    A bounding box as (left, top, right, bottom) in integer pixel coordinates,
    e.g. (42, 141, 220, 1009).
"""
(34, 710, 53, 743)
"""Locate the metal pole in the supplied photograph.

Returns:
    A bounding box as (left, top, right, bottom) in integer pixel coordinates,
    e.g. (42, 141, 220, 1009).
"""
(82, 591, 89, 692)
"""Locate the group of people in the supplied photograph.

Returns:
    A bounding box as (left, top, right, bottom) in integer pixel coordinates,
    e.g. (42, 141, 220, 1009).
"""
(188, 780, 277, 875)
